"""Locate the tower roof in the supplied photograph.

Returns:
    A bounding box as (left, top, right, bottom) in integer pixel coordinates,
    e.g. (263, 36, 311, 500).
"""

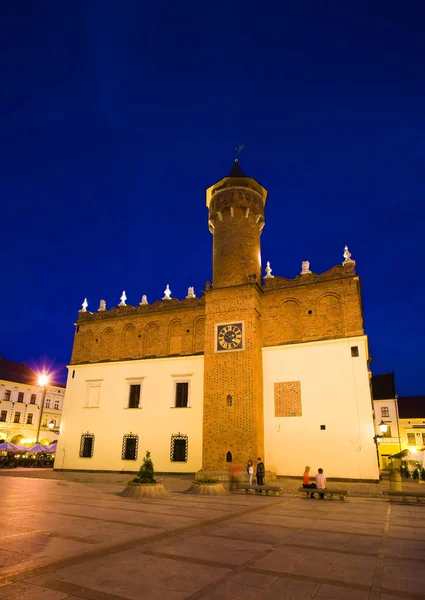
(228, 160, 247, 178)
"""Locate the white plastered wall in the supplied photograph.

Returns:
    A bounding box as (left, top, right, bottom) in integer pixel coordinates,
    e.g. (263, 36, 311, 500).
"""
(56, 355, 204, 473)
(263, 336, 379, 481)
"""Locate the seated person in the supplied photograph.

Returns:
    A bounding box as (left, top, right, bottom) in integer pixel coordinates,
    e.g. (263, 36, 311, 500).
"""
(302, 465, 317, 498)
(315, 468, 326, 499)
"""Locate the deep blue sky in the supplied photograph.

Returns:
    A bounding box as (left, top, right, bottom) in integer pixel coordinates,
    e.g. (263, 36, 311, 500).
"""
(1, 1, 424, 393)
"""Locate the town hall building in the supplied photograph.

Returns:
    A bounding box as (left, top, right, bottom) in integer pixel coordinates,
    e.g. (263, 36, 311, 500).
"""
(56, 162, 379, 481)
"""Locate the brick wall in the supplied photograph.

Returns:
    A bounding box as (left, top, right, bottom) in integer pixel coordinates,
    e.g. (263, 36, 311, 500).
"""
(71, 302, 206, 364)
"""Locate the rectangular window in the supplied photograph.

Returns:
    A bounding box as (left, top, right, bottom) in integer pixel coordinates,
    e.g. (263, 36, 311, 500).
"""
(128, 384, 141, 408)
(4, 390, 11, 401)
(407, 433, 416, 446)
(351, 346, 359, 357)
(381, 407, 389, 418)
(27, 413, 33, 425)
(170, 435, 188, 462)
(175, 382, 189, 407)
(122, 435, 138, 460)
(14, 412, 21, 423)
(30, 394, 36, 404)
(383, 426, 392, 438)
(45, 400, 51, 408)
(17, 392, 24, 403)
(54, 401, 60, 410)
(0, 411, 7, 422)
(79, 434, 95, 458)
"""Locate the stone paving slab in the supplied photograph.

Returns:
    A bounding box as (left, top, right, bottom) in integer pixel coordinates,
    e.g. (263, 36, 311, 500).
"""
(1, 475, 425, 599)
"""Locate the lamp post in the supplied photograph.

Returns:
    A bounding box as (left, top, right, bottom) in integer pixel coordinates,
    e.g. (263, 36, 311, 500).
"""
(35, 374, 49, 443)
(373, 420, 389, 470)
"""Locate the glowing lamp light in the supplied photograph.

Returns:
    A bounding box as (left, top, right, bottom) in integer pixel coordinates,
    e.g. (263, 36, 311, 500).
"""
(378, 420, 388, 434)
(48, 421, 54, 429)
(38, 374, 49, 387)
(408, 446, 417, 453)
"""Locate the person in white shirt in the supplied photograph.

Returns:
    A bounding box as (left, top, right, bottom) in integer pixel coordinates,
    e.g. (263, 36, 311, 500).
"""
(247, 460, 254, 486)
(315, 468, 326, 499)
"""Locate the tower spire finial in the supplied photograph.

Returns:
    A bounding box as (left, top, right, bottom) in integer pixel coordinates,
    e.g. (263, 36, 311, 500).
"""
(234, 144, 245, 162)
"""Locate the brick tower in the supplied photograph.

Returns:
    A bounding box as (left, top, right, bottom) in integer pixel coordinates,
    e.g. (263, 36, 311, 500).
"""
(202, 161, 268, 472)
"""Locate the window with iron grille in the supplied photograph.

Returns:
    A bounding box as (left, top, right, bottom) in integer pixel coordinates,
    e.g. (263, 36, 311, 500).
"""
(0, 411, 7, 422)
(27, 413, 33, 425)
(79, 434, 95, 458)
(17, 392, 24, 403)
(381, 407, 389, 417)
(175, 382, 189, 407)
(4, 390, 11, 401)
(170, 434, 188, 462)
(30, 394, 36, 404)
(122, 434, 138, 460)
(14, 412, 21, 423)
(128, 384, 141, 408)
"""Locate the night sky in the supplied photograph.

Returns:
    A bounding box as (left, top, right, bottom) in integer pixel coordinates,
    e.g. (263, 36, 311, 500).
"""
(1, 2, 424, 393)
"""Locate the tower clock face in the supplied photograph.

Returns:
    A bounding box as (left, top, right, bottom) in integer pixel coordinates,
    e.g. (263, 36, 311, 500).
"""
(216, 323, 244, 351)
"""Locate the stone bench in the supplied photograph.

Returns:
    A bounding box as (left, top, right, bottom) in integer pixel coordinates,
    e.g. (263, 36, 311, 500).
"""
(385, 490, 425, 503)
(237, 484, 281, 496)
(298, 487, 348, 501)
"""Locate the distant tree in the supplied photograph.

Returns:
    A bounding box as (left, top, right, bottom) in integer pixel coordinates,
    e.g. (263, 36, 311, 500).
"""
(421, 468, 425, 481)
(413, 468, 420, 480)
(133, 451, 156, 484)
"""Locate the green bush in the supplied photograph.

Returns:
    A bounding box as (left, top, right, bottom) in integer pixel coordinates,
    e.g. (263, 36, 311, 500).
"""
(133, 451, 156, 484)
(413, 468, 420, 480)
(404, 467, 411, 479)
(421, 468, 425, 481)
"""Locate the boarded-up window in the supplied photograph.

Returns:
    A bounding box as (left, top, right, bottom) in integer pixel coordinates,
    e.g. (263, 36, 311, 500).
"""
(274, 381, 302, 417)
(86, 384, 100, 408)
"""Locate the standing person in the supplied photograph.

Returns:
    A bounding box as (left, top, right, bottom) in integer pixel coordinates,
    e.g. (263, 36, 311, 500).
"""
(256, 457, 265, 486)
(302, 466, 317, 499)
(247, 460, 254, 486)
(315, 468, 326, 499)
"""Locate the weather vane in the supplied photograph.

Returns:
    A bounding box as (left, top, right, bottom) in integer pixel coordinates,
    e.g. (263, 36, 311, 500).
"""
(234, 144, 245, 162)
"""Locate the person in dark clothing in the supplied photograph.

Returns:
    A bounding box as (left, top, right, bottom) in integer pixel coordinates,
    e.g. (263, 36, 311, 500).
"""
(256, 457, 265, 486)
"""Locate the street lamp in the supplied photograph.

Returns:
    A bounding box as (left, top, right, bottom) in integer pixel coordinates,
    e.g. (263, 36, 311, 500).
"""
(378, 420, 388, 434)
(35, 373, 49, 443)
(48, 421, 54, 429)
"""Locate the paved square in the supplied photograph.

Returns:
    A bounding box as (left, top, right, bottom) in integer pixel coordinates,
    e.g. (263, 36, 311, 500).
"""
(0, 475, 425, 599)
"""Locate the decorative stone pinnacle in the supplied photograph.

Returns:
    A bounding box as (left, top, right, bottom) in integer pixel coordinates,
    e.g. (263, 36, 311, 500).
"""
(79, 298, 88, 312)
(264, 261, 274, 279)
(98, 299, 106, 312)
(162, 284, 172, 300)
(343, 245, 355, 265)
(186, 286, 196, 299)
(119, 290, 127, 306)
(301, 261, 312, 275)
(140, 295, 148, 305)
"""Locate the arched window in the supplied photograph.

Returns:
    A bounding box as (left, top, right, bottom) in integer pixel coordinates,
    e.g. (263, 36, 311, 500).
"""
(226, 451, 232, 463)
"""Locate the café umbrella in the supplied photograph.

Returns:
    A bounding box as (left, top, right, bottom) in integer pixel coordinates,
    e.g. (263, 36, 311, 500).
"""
(45, 442, 57, 452)
(0, 442, 22, 453)
(27, 443, 49, 453)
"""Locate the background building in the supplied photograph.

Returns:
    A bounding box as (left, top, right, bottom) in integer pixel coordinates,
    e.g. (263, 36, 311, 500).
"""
(371, 373, 425, 467)
(57, 162, 379, 481)
(0, 357, 64, 446)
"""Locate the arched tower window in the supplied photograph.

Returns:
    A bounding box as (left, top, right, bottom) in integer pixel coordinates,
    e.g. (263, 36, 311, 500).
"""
(226, 451, 232, 463)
